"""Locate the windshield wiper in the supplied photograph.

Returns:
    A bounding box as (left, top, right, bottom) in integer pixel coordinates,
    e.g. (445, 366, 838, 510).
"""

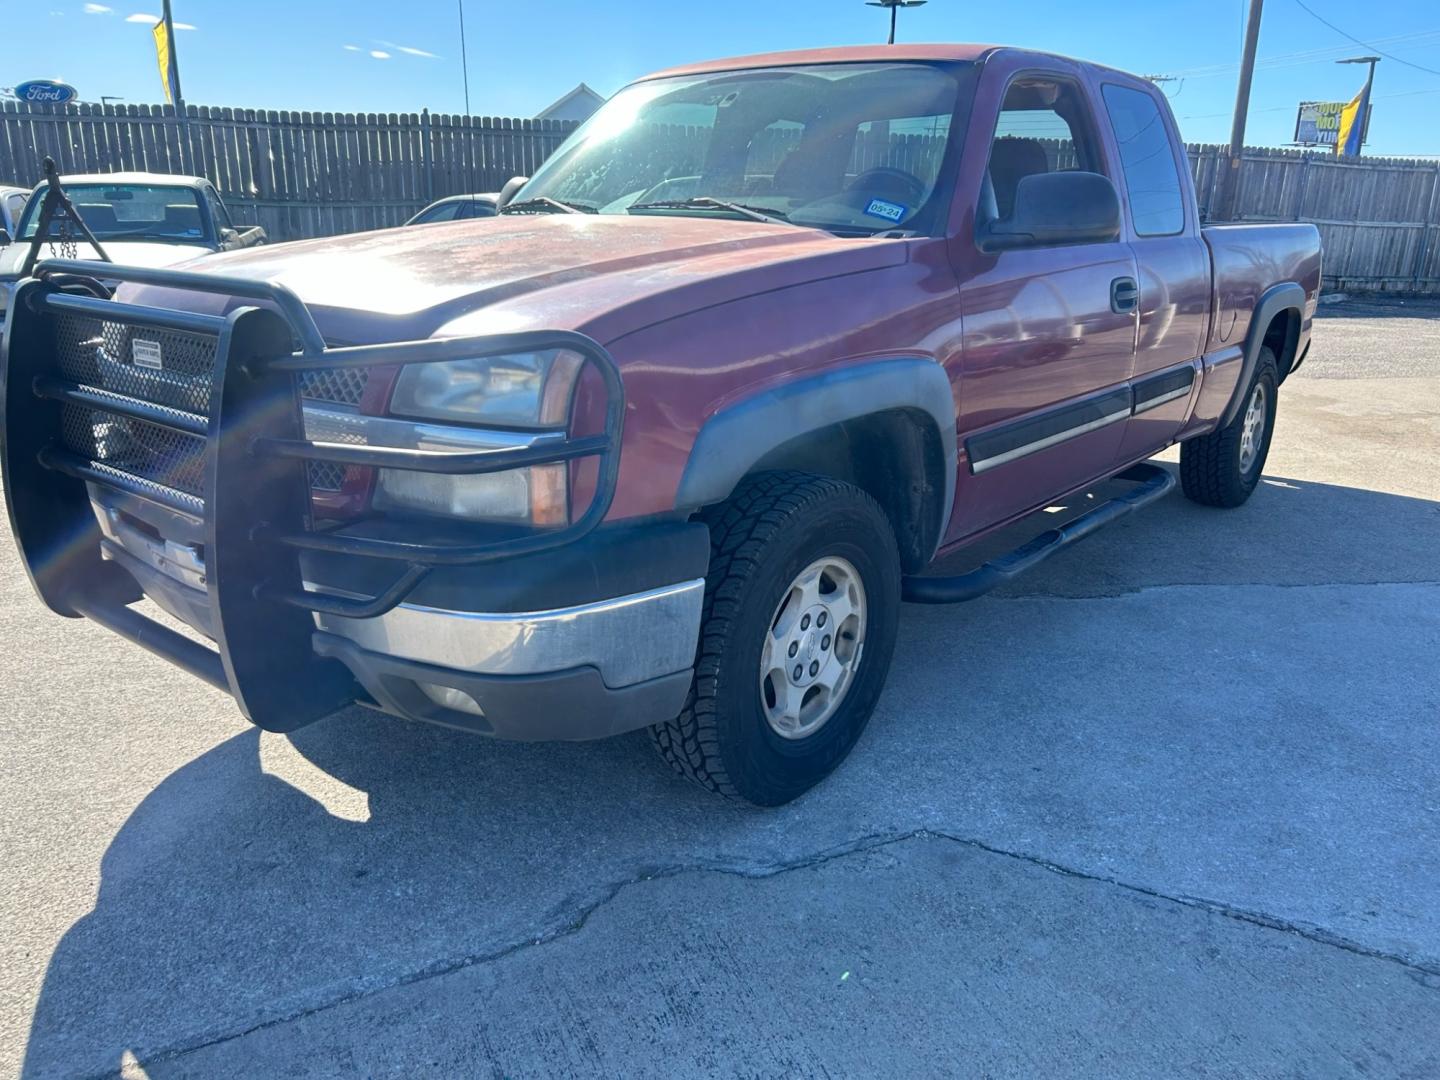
(500, 196, 595, 215)
(627, 197, 794, 226)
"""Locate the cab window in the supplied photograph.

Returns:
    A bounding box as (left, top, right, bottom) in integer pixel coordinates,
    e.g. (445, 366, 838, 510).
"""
(415, 201, 463, 223)
(4, 192, 26, 230)
(979, 77, 1102, 228)
(208, 191, 235, 237)
(1102, 83, 1186, 236)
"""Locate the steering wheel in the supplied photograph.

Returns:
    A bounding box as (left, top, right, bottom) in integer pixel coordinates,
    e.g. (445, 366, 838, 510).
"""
(847, 166, 927, 204)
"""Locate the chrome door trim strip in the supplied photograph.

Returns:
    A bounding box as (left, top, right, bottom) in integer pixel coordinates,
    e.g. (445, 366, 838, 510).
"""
(1132, 383, 1192, 413)
(966, 386, 1133, 475)
(1131, 362, 1198, 415)
(969, 406, 1131, 474)
(965, 356, 1206, 475)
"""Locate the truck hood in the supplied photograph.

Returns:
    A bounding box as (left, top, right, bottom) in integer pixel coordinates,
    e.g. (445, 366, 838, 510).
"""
(0, 239, 214, 277)
(158, 215, 908, 344)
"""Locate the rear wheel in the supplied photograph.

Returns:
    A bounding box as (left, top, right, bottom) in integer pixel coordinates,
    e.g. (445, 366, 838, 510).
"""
(1180, 348, 1279, 508)
(650, 472, 901, 806)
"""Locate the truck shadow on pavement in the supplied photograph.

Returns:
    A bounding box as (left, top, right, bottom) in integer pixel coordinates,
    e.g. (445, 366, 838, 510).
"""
(19, 470, 1440, 1079)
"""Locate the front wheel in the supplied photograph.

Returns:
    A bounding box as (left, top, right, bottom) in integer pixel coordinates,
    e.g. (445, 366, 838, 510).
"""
(1180, 347, 1279, 508)
(650, 472, 901, 806)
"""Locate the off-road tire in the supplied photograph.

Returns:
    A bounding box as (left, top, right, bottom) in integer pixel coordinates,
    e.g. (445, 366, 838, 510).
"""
(650, 471, 902, 806)
(1180, 348, 1279, 508)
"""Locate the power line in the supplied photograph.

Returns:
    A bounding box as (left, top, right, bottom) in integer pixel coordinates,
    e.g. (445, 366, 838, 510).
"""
(1178, 85, 1440, 121)
(1161, 28, 1440, 79)
(1291, 0, 1440, 76)
(457, 0, 472, 114)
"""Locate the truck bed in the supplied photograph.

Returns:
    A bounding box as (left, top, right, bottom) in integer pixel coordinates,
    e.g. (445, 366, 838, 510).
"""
(1203, 222, 1322, 359)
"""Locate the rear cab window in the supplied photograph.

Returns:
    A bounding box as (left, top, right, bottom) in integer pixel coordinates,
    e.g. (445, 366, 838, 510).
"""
(17, 183, 208, 243)
(1101, 83, 1187, 236)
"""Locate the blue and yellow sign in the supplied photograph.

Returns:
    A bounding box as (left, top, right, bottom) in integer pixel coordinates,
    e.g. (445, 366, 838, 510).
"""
(1294, 98, 1372, 154)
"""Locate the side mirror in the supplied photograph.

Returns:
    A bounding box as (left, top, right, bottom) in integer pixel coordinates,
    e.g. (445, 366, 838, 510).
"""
(219, 226, 239, 244)
(979, 171, 1121, 253)
(496, 176, 529, 210)
(0, 228, 11, 246)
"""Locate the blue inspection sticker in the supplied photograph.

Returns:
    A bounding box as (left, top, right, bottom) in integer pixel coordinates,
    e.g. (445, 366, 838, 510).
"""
(863, 198, 907, 223)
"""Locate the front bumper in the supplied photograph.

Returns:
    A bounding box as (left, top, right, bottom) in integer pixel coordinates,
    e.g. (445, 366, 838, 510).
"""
(98, 490, 708, 738)
(314, 632, 697, 741)
(1, 259, 703, 740)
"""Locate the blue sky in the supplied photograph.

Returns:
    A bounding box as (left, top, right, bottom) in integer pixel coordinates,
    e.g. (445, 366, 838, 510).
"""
(10, 0, 1440, 157)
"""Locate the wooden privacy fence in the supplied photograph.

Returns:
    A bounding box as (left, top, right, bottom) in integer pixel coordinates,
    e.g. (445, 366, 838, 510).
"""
(3, 99, 1440, 291)
(0, 100, 577, 240)
(1189, 144, 1440, 293)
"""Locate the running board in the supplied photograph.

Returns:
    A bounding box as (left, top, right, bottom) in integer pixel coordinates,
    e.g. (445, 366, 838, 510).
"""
(901, 463, 1176, 604)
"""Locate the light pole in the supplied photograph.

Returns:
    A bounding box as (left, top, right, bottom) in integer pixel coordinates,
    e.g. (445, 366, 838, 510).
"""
(1335, 55, 1378, 155)
(865, 0, 927, 46)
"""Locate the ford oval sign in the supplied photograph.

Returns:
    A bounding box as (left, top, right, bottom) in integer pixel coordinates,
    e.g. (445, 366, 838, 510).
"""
(14, 80, 78, 105)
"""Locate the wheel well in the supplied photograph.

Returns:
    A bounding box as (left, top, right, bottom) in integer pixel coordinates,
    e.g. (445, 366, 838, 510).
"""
(742, 409, 946, 574)
(1262, 308, 1301, 380)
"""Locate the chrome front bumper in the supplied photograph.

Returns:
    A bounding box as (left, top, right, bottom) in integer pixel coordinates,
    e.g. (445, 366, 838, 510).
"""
(313, 578, 705, 701)
(92, 493, 706, 738)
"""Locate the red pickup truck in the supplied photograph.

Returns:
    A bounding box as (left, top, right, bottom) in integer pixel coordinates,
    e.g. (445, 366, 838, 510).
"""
(1, 44, 1320, 805)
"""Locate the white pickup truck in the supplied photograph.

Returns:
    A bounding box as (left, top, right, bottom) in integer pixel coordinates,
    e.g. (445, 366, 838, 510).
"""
(0, 172, 263, 320)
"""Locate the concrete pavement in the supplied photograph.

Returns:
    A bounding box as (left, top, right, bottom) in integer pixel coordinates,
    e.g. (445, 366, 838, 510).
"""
(1, 298, 1437, 1078)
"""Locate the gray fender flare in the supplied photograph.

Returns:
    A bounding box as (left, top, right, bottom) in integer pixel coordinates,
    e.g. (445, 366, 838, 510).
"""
(674, 358, 957, 557)
(1220, 281, 1304, 428)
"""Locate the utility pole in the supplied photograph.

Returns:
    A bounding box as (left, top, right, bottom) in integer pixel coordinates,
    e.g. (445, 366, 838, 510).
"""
(865, 0, 927, 46)
(1217, 0, 1264, 221)
(457, 0, 472, 114)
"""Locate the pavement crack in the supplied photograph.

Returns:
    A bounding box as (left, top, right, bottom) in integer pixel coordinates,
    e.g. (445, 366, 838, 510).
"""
(113, 828, 1440, 1076)
(105, 830, 920, 1078)
(926, 829, 1440, 981)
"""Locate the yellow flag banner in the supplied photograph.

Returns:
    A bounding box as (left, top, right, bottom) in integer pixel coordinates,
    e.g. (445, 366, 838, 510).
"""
(152, 20, 174, 104)
(1334, 83, 1370, 158)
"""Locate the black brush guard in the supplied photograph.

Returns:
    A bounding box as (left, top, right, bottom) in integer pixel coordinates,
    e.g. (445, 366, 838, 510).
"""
(0, 260, 625, 732)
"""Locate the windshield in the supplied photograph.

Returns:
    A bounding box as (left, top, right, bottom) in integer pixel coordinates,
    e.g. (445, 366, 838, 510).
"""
(518, 61, 970, 236)
(18, 183, 210, 244)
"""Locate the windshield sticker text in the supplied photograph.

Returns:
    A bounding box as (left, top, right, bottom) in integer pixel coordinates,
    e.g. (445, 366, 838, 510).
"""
(863, 198, 907, 223)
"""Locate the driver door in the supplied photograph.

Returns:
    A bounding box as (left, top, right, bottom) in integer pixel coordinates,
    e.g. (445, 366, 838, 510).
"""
(945, 64, 1137, 543)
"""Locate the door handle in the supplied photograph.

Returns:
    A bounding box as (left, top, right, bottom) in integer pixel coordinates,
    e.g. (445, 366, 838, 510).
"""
(1111, 276, 1139, 314)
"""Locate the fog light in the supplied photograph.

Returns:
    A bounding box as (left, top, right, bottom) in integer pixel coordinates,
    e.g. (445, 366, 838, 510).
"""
(418, 683, 485, 717)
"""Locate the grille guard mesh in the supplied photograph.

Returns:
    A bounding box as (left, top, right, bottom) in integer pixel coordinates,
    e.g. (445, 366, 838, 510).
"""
(1, 260, 625, 733)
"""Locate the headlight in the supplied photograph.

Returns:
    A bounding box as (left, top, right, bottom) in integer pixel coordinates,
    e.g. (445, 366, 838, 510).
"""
(389, 350, 582, 427)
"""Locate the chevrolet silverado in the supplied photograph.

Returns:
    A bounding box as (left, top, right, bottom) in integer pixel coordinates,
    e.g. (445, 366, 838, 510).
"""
(0, 45, 1320, 805)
